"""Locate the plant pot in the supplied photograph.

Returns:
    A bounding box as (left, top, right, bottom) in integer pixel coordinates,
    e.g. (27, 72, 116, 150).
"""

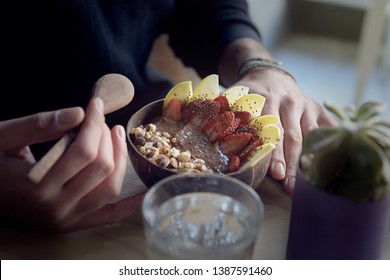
(286, 170, 390, 260)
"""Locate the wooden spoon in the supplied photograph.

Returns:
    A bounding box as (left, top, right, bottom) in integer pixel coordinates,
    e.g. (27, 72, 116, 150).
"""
(27, 73, 134, 184)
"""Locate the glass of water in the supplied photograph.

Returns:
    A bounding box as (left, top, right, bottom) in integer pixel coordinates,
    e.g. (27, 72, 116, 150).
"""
(142, 173, 265, 260)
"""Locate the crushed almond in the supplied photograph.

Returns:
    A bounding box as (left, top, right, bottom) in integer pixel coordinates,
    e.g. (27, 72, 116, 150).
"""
(130, 124, 213, 174)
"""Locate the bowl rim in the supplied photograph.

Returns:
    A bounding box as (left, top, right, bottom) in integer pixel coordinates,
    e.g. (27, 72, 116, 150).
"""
(126, 98, 272, 181)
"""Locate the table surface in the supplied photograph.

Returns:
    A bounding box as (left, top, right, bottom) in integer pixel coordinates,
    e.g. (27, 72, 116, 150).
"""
(1, 159, 389, 260)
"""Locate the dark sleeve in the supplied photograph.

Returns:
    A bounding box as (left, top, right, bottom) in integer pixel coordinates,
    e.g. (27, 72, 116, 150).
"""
(168, 0, 262, 77)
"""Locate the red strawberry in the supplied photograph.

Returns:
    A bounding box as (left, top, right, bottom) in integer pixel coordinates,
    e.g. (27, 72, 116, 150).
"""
(162, 98, 181, 121)
(201, 111, 239, 143)
(181, 99, 202, 122)
(187, 99, 221, 126)
(214, 96, 230, 114)
(234, 111, 252, 127)
(238, 136, 264, 161)
(218, 133, 252, 156)
(228, 155, 240, 173)
(235, 124, 258, 135)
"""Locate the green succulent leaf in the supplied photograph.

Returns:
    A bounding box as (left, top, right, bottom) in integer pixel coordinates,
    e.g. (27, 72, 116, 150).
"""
(344, 104, 357, 120)
(366, 127, 390, 149)
(302, 127, 348, 154)
(300, 127, 349, 188)
(373, 184, 390, 201)
(375, 119, 390, 127)
(354, 101, 387, 121)
(324, 102, 350, 121)
(381, 152, 390, 185)
(304, 101, 390, 202)
(350, 134, 384, 185)
(371, 119, 390, 133)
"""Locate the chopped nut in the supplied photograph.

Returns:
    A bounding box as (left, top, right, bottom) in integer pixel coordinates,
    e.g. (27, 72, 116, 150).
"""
(131, 123, 213, 175)
(182, 162, 195, 169)
(194, 159, 205, 165)
(145, 131, 152, 140)
(139, 146, 147, 155)
(162, 132, 171, 138)
(170, 157, 178, 168)
(144, 142, 154, 149)
(146, 147, 159, 158)
(156, 140, 170, 149)
(131, 127, 144, 138)
(146, 123, 156, 133)
(170, 148, 180, 158)
(155, 154, 170, 168)
(134, 136, 147, 146)
(177, 151, 191, 162)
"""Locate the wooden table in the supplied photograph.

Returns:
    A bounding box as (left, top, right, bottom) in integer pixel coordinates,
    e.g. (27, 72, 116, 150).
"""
(0, 159, 389, 260)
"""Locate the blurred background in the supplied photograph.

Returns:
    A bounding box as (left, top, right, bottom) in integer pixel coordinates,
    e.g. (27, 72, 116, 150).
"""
(148, 0, 390, 116)
(248, 0, 390, 116)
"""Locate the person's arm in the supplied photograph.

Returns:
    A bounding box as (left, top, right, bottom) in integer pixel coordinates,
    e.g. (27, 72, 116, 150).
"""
(218, 37, 335, 194)
(218, 37, 274, 86)
(170, 0, 335, 194)
(0, 98, 144, 232)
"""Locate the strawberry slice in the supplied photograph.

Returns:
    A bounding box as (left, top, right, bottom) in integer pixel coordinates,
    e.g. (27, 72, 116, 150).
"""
(214, 96, 230, 114)
(162, 97, 181, 121)
(235, 124, 258, 135)
(234, 111, 252, 127)
(228, 155, 240, 173)
(181, 99, 202, 122)
(218, 133, 252, 156)
(238, 136, 264, 161)
(187, 99, 221, 126)
(202, 111, 239, 143)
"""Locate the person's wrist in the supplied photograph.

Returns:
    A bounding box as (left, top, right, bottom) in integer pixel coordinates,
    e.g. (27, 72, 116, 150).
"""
(236, 58, 296, 82)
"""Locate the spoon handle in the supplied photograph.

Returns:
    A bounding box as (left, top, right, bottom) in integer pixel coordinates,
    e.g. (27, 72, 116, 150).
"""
(27, 132, 76, 183)
(27, 73, 134, 184)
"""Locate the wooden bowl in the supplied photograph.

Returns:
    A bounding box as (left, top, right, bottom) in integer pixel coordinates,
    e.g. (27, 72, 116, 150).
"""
(126, 99, 271, 189)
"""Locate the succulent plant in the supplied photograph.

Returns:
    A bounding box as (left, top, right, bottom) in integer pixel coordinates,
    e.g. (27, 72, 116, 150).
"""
(300, 101, 390, 202)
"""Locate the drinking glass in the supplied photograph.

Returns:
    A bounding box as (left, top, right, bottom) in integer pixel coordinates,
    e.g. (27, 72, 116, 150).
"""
(142, 173, 264, 259)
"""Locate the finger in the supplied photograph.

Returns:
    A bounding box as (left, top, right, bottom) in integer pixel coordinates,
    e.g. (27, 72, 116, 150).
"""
(0, 107, 84, 151)
(259, 101, 287, 181)
(66, 191, 146, 232)
(70, 125, 128, 217)
(301, 110, 319, 138)
(317, 109, 337, 127)
(40, 98, 105, 190)
(279, 106, 304, 195)
(269, 134, 286, 181)
(59, 124, 114, 215)
(6, 146, 36, 163)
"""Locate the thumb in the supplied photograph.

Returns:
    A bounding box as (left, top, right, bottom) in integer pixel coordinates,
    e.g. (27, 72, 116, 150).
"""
(0, 107, 85, 151)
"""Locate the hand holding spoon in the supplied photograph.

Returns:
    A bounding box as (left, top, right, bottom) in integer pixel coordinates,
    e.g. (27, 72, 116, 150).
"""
(28, 73, 134, 184)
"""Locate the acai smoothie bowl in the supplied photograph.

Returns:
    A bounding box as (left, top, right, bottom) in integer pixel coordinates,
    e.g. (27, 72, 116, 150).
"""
(126, 74, 280, 189)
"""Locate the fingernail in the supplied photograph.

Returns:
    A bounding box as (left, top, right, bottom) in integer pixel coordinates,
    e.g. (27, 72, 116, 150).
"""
(274, 162, 286, 177)
(285, 177, 296, 194)
(57, 108, 83, 126)
(95, 97, 104, 113)
(117, 126, 125, 141)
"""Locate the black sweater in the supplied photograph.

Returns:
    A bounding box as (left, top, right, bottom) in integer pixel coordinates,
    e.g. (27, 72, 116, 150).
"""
(1, 0, 261, 155)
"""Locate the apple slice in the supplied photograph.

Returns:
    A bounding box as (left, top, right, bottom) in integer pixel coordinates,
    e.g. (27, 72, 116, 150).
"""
(231, 93, 266, 120)
(163, 80, 193, 109)
(250, 115, 280, 130)
(222, 85, 249, 107)
(192, 74, 219, 101)
(240, 143, 276, 169)
(257, 124, 281, 144)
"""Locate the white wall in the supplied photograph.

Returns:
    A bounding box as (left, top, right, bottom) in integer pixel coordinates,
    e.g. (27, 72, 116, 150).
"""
(246, 0, 288, 49)
(304, 0, 371, 9)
